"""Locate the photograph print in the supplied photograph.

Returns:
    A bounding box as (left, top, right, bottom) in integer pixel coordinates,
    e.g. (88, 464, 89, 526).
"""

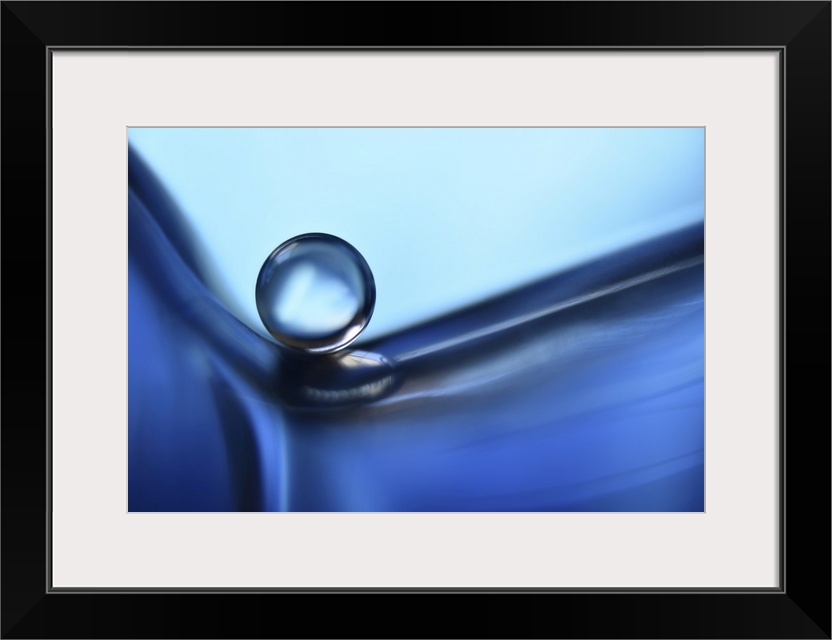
(128, 127, 705, 512)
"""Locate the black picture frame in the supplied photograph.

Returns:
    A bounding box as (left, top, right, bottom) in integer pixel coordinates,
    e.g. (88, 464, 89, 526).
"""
(2, 2, 829, 638)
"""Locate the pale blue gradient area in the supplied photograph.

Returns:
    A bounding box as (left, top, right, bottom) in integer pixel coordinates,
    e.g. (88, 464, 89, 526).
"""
(128, 128, 704, 342)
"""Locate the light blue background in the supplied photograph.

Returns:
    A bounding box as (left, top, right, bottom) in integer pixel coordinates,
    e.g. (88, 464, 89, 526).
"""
(128, 128, 704, 341)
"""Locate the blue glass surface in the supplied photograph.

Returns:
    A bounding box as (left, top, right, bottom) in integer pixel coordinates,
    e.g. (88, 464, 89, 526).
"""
(128, 128, 704, 512)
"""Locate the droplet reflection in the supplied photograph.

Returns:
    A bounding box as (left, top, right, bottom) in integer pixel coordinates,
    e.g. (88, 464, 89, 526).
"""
(276, 350, 400, 410)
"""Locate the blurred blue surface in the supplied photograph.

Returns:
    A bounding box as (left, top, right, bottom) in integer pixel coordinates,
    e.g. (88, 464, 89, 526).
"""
(128, 128, 704, 512)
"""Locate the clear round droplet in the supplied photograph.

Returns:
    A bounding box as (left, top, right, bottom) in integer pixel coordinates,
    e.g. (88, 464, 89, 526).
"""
(256, 233, 376, 354)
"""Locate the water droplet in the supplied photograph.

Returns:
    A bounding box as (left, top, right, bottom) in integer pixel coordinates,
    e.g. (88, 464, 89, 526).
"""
(256, 233, 376, 354)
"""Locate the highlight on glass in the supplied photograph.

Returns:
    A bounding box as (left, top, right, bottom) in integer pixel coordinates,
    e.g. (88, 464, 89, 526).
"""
(128, 127, 705, 512)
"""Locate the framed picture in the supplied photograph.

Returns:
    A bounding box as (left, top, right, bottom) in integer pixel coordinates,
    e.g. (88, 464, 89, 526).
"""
(3, 2, 829, 638)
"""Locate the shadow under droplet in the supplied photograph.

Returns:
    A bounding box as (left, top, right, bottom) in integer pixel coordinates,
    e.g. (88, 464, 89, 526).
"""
(274, 349, 401, 410)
